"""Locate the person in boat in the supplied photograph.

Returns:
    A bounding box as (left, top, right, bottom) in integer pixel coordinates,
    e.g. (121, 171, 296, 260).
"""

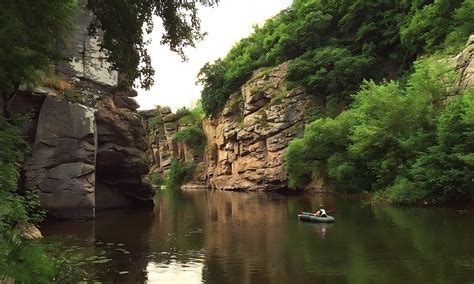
(314, 205, 328, 217)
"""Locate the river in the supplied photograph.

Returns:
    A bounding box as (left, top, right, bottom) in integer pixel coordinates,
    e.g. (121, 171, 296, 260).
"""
(41, 189, 474, 283)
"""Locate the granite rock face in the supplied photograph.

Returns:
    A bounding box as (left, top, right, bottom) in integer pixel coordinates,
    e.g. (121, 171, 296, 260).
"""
(55, 0, 117, 86)
(24, 96, 97, 219)
(456, 35, 474, 89)
(142, 63, 317, 191)
(203, 62, 318, 191)
(14, 87, 154, 219)
(141, 106, 207, 184)
(95, 97, 154, 209)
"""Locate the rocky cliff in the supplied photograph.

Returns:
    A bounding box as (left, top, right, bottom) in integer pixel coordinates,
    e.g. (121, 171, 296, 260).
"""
(7, 80, 153, 219)
(7, 2, 154, 219)
(141, 106, 207, 184)
(9, 81, 154, 220)
(145, 62, 319, 191)
(203, 62, 318, 191)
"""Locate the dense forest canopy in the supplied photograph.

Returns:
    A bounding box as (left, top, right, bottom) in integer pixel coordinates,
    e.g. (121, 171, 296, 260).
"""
(198, 0, 473, 115)
(196, 0, 473, 204)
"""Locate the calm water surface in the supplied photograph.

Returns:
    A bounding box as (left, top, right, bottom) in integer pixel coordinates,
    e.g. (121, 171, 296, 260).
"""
(42, 189, 474, 283)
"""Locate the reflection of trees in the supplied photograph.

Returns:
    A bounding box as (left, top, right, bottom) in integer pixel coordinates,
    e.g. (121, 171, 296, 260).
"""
(41, 208, 156, 282)
(286, 200, 474, 283)
(371, 206, 474, 283)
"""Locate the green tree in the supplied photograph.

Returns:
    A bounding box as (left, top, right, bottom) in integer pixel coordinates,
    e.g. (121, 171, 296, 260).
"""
(198, 0, 471, 116)
(87, 0, 219, 89)
(287, 47, 374, 103)
(286, 56, 472, 204)
(408, 89, 474, 204)
(0, 0, 77, 95)
(0, 116, 55, 282)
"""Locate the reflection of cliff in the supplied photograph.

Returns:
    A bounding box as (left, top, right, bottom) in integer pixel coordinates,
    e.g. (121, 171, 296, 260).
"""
(183, 190, 336, 283)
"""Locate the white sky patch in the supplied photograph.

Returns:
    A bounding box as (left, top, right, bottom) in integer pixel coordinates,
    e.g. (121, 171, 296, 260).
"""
(136, 0, 292, 111)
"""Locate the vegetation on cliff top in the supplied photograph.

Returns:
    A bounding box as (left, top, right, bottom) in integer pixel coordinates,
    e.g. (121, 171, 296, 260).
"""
(195, 0, 473, 204)
(198, 0, 473, 115)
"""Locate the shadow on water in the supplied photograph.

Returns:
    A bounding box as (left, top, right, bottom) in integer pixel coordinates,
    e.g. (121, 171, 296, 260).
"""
(41, 188, 474, 283)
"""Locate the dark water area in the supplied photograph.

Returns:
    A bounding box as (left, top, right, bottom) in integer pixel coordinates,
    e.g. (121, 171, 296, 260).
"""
(41, 189, 474, 283)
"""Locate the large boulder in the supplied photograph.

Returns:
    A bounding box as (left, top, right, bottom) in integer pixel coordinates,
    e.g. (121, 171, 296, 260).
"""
(95, 97, 154, 208)
(6, 86, 50, 142)
(24, 96, 96, 219)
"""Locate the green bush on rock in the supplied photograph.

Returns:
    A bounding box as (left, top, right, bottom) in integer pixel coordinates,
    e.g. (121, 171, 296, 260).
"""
(166, 159, 196, 189)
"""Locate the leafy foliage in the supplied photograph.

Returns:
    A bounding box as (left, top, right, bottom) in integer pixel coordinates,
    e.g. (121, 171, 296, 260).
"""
(198, 0, 472, 115)
(0, 0, 77, 94)
(173, 102, 206, 156)
(166, 159, 196, 189)
(173, 125, 205, 147)
(0, 116, 30, 231)
(0, 116, 56, 281)
(286, 47, 374, 103)
(150, 174, 165, 189)
(286, 57, 473, 204)
(87, 0, 219, 89)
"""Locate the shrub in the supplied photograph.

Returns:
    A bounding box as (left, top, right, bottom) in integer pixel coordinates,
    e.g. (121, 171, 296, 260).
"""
(0, 116, 55, 282)
(150, 174, 165, 188)
(173, 125, 205, 147)
(166, 159, 196, 189)
(148, 114, 161, 133)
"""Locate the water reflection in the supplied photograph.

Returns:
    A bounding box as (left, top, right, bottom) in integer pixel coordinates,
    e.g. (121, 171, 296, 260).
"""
(41, 189, 474, 283)
(146, 260, 204, 284)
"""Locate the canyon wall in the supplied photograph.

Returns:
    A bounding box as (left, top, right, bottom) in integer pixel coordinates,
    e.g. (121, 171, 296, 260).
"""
(202, 62, 319, 191)
(7, 2, 154, 219)
(147, 36, 474, 192)
(141, 106, 207, 184)
(144, 62, 320, 191)
(10, 82, 154, 220)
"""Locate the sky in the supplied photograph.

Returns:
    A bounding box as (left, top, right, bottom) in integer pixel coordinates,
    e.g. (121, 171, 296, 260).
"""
(135, 0, 292, 111)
